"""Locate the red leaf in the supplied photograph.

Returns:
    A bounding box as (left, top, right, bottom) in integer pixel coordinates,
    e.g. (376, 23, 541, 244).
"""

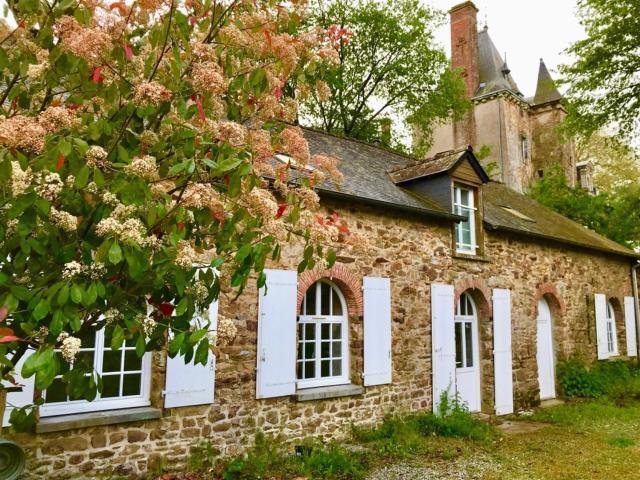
(0, 327, 14, 336)
(91, 66, 103, 83)
(315, 215, 325, 226)
(124, 43, 133, 61)
(263, 28, 273, 48)
(274, 86, 282, 100)
(56, 153, 65, 170)
(188, 16, 197, 26)
(275, 204, 287, 219)
(0, 335, 20, 343)
(329, 211, 339, 224)
(177, 221, 185, 231)
(337, 222, 349, 233)
(109, 2, 127, 14)
(196, 96, 205, 121)
(158, 303, 174, 316)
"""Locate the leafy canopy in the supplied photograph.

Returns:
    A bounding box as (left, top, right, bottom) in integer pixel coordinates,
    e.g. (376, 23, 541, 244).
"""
(301, 0, 469, 152)
(528, 165, 640, 251)
(0, 0, 352, 430)
(560, 0, 640, 139)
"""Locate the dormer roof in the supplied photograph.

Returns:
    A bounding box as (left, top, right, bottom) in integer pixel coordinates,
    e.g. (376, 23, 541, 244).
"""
(388, 147, 491, 185)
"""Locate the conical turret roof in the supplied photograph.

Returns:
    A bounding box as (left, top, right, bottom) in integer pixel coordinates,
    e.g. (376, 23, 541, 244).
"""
(533, 58, 562, 105)
(475, 26, 522, 97)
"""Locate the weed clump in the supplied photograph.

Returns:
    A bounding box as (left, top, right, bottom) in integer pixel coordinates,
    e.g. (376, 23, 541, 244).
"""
(557, 358, 640, 400)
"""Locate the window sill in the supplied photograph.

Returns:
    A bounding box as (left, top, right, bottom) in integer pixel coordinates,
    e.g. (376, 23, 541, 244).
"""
(36, 406, 162, 434)
(292, 384, 364, 402)
(452, 253, 491, 263)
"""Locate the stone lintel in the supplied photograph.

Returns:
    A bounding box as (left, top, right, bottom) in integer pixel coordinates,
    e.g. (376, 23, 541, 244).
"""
(292, 384, 364, 402)
(36, 407, 162, 434)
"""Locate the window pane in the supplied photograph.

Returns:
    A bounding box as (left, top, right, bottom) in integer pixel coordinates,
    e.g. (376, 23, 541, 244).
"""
(122, 374, 141, 396)
(45, 378, 67, 403)
(332, 288, 343, 316)
(460, 189, 470, 206)
(102, 350, 121, 373)
(101, 375, 120, 398)
(465, 322, 473, 367)
(75, 350, 95, 370)
(304, 361, 315, 379)
(321, 323, 330, 340)
(321, 341, 331, 358)
(455, 323, 463, 368)
(332, 323, 342, 340)
(305, 285, 316, 315)
(304, 342, 315, 359)
(297, 362, 303, 379)
(321, 360, 331, 377)
(298, 323, 304, 340)
(79, 331, 96, 348)
(332, 341, 341, 357)
(297, 342, 303, 360)
(305, 323, 315, 340)
(332, 359, 342, 377)
(124, 350, 142, 371)
(321, 283, 331, 316)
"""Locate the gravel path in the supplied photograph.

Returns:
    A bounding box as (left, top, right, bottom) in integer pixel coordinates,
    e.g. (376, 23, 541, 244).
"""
(366, 456, 501, 480)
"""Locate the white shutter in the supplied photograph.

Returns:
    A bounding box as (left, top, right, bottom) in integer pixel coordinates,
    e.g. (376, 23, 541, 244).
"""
(164, 300, 217, 408)
(624, 296, 638, 357)
(595, 293, 608, 360)
(493, 288, 514, 415)
(363, 277, 392, 386)
(3, 349, 35, 427)
(256, 269, 297, 399)
(431, 283, 456, 414)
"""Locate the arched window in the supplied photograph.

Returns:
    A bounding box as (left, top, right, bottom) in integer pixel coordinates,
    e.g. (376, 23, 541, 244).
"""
(606, 301, 618, 355)
(297, 280, 348, 388)
(455, 292, 477, 369)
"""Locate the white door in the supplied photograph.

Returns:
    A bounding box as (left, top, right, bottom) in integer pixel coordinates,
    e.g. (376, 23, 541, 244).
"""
(455, 293, 481, 412)
(536, 298, 556, 400)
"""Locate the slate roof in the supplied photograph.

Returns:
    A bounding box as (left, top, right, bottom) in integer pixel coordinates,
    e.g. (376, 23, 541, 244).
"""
(533, 59, 562, 105)
(302, 128, 638, 259)
(475, 27, 522, 97)
(388, 148, 490, 185)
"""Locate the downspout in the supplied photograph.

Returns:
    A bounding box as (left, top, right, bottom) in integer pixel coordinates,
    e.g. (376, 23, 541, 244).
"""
(632, 261, 640, 365)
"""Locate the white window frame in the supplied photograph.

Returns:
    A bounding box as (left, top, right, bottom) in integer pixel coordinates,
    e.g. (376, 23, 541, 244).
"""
(39, 329, 152, 417)
(521, 136, 529, 161)
(454, 292, 479, 372)
(605, 301, 619, 356)
(453, 185, 478, 255)
(296, 280, 349, 389)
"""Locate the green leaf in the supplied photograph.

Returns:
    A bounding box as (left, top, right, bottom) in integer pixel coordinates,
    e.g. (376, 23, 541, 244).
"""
(214, 157, 243, 174)
(168, 332, 185, 356)
(135, 334, 145, 357)
(70, 284, 83, 304)
(111, 325, 125, 350)
(33, 299, 49, 320)
(108, 242, 123, 264)
(175, 297, 189, 316)
(57, 284, 70, 305)
(75, 165, 90, 188)
(326, 249, 337, 268)
(194, 338, 209, 366)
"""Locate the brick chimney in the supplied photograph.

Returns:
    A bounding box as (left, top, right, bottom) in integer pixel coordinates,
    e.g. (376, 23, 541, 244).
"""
(450, 1, 479, 98)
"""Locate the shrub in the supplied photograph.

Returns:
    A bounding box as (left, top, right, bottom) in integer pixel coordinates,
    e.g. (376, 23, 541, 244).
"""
(557, 358, 640, 399)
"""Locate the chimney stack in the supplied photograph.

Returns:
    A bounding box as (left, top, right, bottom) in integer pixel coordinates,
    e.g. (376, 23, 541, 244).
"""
(450, 1, 479, 98)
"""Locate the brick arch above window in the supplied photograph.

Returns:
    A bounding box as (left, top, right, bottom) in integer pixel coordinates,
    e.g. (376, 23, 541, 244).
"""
(454, 277, 492, 318)
(297, 265, 363, 317)
(532, 283, 566, 318)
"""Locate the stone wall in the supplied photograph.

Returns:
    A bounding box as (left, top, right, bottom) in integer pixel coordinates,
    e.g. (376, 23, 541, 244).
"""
(8, 199, 635, 478)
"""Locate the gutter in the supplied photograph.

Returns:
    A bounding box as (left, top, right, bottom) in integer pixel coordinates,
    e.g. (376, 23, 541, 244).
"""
(316, 188, 465, 222)
(632, 262, 640, 364)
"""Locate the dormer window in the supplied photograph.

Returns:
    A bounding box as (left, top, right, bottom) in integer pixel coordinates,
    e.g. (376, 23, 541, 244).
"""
(454, 185, 477, 255)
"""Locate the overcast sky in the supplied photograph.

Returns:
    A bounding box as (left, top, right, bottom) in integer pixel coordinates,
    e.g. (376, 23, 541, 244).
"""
(424, 0, 586, 96)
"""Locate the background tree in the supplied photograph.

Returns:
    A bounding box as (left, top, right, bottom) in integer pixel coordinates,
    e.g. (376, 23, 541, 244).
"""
(529, 165, 640, 251)
(560, 0, 640, 139)
(300, 0, 468, 152)
(0, 0, 354, 430)
(576, 134, 640, 194)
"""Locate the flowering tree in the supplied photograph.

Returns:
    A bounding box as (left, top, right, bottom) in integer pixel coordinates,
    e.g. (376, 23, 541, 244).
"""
(0, 0, 350, 430)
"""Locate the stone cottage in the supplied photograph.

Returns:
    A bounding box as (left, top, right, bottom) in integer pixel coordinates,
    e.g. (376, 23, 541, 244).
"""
(4, 127, 640, 478)
(420, 1, 578, 193)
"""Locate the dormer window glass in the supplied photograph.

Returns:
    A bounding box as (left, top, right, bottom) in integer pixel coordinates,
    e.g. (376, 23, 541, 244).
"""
(454, 185, 477, 255)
